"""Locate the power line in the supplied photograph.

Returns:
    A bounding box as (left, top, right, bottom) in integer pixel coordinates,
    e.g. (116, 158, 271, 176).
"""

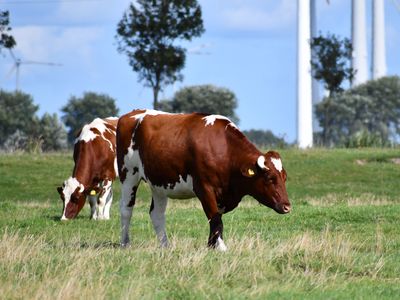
(2, 0, 105, 4)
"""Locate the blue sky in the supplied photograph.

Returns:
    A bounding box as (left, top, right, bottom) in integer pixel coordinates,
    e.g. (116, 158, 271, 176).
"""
(1, 0, 399, 142)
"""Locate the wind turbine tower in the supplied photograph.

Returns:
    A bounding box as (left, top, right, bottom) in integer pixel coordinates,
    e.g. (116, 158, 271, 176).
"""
(310, 0, 321, 133)
(351, 0, 368, 86)
(297, 0, 313, 148)
(372, 0, 386, 79)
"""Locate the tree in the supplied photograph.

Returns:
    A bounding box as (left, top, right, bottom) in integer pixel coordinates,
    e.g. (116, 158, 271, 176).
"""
(0, 90, 68, 152)
(0, 90, 39, 146)
(315, 76, 400, 147)
(39, 113, 67, 151)
(158, 84, 239, 124)
(310, 33, 354, 96)
(116, 0, 204, 109)
(242, 129, 287, 148)
(0, 10, 16, 53)
(61, 92, 119, 144)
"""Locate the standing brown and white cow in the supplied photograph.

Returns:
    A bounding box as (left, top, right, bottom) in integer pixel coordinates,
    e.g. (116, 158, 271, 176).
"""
(57, 117, 118, 220)
(117, 109, 291, 251)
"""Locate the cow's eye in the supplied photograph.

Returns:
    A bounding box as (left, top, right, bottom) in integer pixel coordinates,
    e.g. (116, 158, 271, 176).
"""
(265, 176, 277, 185)
(70, 195, 78, 204)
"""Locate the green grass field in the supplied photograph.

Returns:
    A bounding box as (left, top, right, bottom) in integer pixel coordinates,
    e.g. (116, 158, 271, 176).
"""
(0, 149, 399, 299)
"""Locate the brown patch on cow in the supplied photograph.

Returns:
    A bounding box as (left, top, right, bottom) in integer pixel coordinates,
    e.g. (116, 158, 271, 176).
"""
(128, 186, 138, 207)
(120, 167, 128, 183)
(149, 198, 154, 213)
(90, 127, 101, 136)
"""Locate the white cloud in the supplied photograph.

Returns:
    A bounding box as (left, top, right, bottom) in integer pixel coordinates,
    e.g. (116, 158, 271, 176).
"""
(55, 0, 132, 24)
(219, 0, 296, 32)
(11, 25, 103, 64)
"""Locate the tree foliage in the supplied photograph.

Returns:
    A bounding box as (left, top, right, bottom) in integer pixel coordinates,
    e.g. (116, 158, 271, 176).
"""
(0, 90, 67, 152)
(159, 84, 239, 124)
(0, 10, 16, 52)
(39, 113, 68, 151)
(315, 76, 400, 147)
(61, 92, 119, 144)
(0, 90, 39, 146)
(116, 0, 204, 109)
(310, 33, 354, 96)
(242, 129, 287, 149)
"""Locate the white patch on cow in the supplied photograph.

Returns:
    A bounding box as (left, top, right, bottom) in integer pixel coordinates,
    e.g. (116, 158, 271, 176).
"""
(113, 158, 119, 177)
(60, 177, 84, 220)
(151, 175, 195, 199)
(96, 180, 113, 220)
(74, 118, 116, 152)
(215, 237, 228, 252)
(120, 139, 144, 246)
(202, 115, 238, 129)
(131, 109, 171, 123)
(257, 155, 266, 169)
(149, 194, 169, 247)
(271, 157, 283, 172)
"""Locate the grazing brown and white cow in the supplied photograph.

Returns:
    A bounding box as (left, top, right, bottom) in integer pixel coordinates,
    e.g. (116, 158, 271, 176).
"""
(57, 117, 118, 220)
(117, 109, 291, 251)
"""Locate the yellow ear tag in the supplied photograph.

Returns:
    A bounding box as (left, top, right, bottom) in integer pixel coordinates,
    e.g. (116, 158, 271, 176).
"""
(90, 190, 97, 196)
(247, 168, 255, 176)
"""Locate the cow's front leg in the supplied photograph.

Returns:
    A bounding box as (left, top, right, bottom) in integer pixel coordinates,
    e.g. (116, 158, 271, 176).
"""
(196, 184, 228, 251)
(208, 214, 227, 251)
(149, 194, 169, 247)
(88, 194, 98, 220)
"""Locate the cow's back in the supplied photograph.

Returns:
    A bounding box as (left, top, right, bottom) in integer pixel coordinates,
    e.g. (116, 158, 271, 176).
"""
(117, 110, 243, 193)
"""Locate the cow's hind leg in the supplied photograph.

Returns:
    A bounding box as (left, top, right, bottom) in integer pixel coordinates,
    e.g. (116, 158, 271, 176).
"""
(149, 194, 169, 247)
(120, 174, 140, 247)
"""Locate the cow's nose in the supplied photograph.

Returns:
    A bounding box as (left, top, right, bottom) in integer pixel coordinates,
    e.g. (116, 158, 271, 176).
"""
(282, 204, 291, 213)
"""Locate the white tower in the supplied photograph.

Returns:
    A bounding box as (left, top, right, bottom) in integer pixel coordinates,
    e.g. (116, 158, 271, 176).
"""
(310, 0, 321, 133)
(297, 0, 313, 148)
(372, 0, 387, 79)
(351, 0, 369, 86)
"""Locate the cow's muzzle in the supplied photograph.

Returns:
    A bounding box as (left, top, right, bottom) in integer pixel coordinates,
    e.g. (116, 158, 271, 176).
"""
(276, 203, 291, 214)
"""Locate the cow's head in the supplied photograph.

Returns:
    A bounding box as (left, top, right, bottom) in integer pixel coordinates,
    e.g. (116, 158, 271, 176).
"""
(242, 151, 291, 214)
(57, 177, 87, 220)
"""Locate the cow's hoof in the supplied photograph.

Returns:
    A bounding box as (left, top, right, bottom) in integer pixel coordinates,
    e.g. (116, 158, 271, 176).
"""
(121, 242, 131, 248)
(215, 237, 228, 252)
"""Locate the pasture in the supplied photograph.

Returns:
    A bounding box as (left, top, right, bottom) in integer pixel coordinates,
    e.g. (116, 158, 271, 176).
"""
(0, 149, 399, 299)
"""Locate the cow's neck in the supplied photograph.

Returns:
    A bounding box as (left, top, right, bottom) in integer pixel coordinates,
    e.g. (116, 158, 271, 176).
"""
(72, 162, 95, 187)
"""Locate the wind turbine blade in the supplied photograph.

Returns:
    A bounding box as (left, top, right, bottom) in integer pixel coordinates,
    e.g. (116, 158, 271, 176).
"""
(8, 49, 17, 63)
(2, 65, 17, 81)
(22, 60, 63, 66)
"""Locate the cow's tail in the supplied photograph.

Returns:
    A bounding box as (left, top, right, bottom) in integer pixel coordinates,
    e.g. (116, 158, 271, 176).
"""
(116, 110, 143, 183)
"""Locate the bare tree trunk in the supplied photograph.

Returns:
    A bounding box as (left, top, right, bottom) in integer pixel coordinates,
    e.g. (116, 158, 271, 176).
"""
(153, 86, 160, 110)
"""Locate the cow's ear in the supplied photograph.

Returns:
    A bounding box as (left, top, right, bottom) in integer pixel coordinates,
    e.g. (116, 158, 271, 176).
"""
(87, 186, 101, 196)
(282, 168, 287, 181)
(241, 166, 256, 178)
(57, 187, 63, 195)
